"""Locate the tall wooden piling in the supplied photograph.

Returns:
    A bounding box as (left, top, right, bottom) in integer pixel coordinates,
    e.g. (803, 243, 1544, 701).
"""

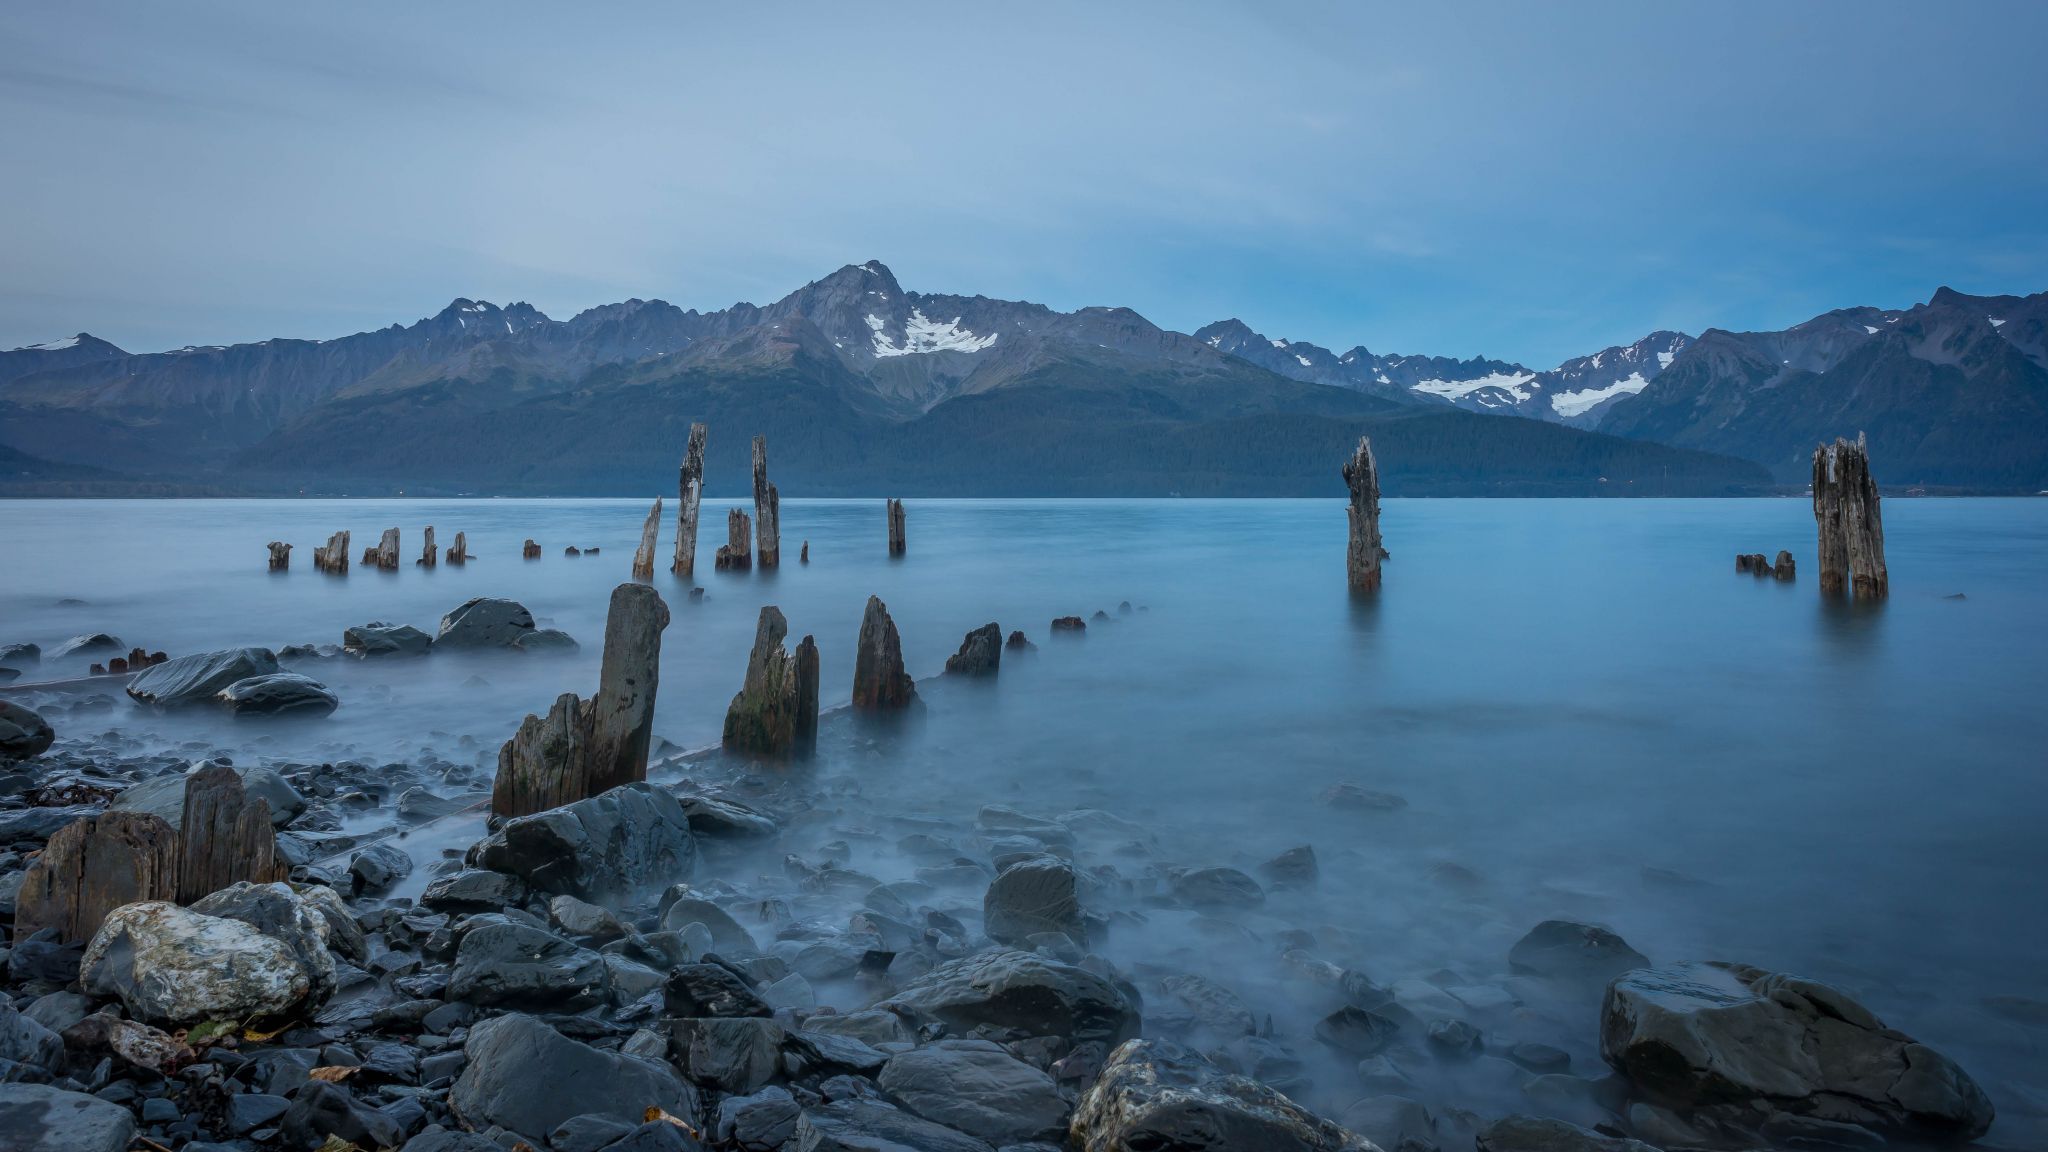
(673, 423, 708, 577)
(266, 542, 292, 570)
(753, 435, 780, 568)
(633, 497, 663, 580)
(418, 526, 438, 567)
(176, 765, 285, 904)
(1812, 434, 1887, 600)
(447, 532, 468, 564)
(887, 499, 906, 557)
(1342, 437, 1385, 592)
(363, 527, 400, 570)
(314, 531, 350, 573)
(523, 538, 541, 559)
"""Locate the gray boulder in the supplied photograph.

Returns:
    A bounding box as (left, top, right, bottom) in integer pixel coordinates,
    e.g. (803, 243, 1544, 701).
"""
(81, 901, 312, 1025)
(1172, 866, 1265, 909)
(1339, 1096, 1437, 1152)
(420, 869, 528, 913)
(1600, 961, 1995, 1142)
(878, 1038, 1069, 1145)
(0, 642, 40, 670)
(50, 633, 123, 661)
(943, 622, 1002, 677)
(218, 672, 339, 717)
(0, 701, 54, 760)
(982, 855, 1083, 947)
(126, 647, 280, 708)
(1072, 1039, 1373, 1152)
(450, 1013, 696, 1142)
(884, 949, 1140, 1048)
(349, 842, 413, 894)
(279, 1081, 405, 1151)
(1474, 1116, 1659, 1152)
(795, 1098, 994, 1152)
(0, 1003, 65, 1077)
(111, 761, 305, 828)
(448, 915, 605, 1009)
(716, 1086, 800, 1151)
(1509, 920, 1649, 984)
(473, 782, 695, 899)
(343, 621, 433, 658)
(513, 628, 580, 653)
(0, 1084, 135, 1152)
(672, 1016, 784, 1093)
(436, 598, 536, 649)
(188, 881, 344, 1001)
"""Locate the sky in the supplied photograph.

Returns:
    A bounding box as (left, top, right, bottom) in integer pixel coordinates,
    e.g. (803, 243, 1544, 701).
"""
(3, 1, 2045, 367)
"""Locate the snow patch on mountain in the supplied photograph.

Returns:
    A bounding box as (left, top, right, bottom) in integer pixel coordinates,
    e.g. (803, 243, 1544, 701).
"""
(1411, 371, 1537, 402)
(870, 309, 999, 358)
(22, 336, 81, 351)
(1551, 371, 1651, 418)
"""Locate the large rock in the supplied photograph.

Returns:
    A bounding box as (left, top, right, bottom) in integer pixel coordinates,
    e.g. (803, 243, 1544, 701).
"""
(0, 1084, 135, 1152)
(0, 1003, 65, 1077)
(436, 598, 536, 649)
(473, 782, 695, 899)
(448, 915, 605, 1009)
(795, 1098, 993, 1152)
(0, 701, 54, 760)
(671, 1016, 783, 1093)
(279, 1081, 405, 1151)
(451, 1013, 696, 1142)
(420, 869, 528, 913)
(1475, 1116, 1658, 1152)
(0, 642, 40, 670)
(80, 901, 312, 1025)
(943, 622, 1002, 677)
(50, 633, 124, 661)
(851, 595, 917, 710)
(218, 673, 339, 718)
(885, 949, 1140, 1048)
(110, 761, 305, 829)
(982, 855, 1083, 947)
(126, 647, 279, 708)
(1072, 1039, 1374, 1152)
(342, 621, 433, 658)
(1600, 961, 1995, 1142)
(189, 881, 344, 1002)
(1509, 920, 1649, 984)
(878, 1038, 1068, 1145)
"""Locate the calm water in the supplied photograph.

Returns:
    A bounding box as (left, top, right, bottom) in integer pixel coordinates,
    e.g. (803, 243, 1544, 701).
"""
(3, 497, 2046, 1135)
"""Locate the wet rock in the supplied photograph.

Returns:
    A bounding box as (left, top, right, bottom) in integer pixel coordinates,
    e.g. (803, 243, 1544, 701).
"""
(1157, 973, 1256, 1037)
(514, 627, 581, 654)
(1600, 961, 1995, 1142)
(1339, 1095, 1438, 1152)
(665, 961, 773, 1018)
(451, 1012, 696, 1142)
(0, 642, 40, 670)
(0, 701, 54, 760)
(0, 1003, 64, 1076)
(1474, 1116, 1658, 1152)
(1319, 782, 1407, 810)
(1259, 845, 1319, 888)
(6, 929, 84, 984)
(343, 621, 433, 658)
(852, 595, 917, 710)
(1315, 1006, 1401, 1056)
(658, 893, 763, 957)
(679, 794, 779, 839)
(1427, 1017, 1482, 1056)
(983, 855, 1084, 947)
(0, 1083, 135, 1152)
(944, 622, 1003, 677)
(885, 949, 1141, 1048)
(672, 1016, 784, 1092)
(879, 1038, 1069, 1145)
(218, 672, 339, 717)
(349, 841, 413, 893)
(1509, 920, 1649, 984)
(1073, 1039, 1373, 1152)
(189, 880, 347, 1000)
(448, 915, 605, 1009)
(0, 805, 98, 841)
(550, 894, 625, 941)
(436, 597, 537, 650)
(421, 868, 528, 912)
(279, 1080, 405, 1152)
(397, 785, 468, 821)
(1172, 866, 1264, 909)
(473, 781, 696, 899)
(110, 761, 305, 829)
(81, 901, 312, 1025)
(551, 1115, 637, 1152)
(796, 1098, 992, 1152)
(1508, 1042, 1571, 1073)
(717, 1085, 800, 1151)
(126, 647, 280, 708)
(50, 633, 124, 661)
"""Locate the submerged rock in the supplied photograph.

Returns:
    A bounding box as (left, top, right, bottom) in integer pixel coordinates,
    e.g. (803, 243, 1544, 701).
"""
(218, 672, 339, 717)
(1509, 920, 1649, 984)
(513, 627, 581, 654)
(885, 949, 1140, 1048)
(126, 647, 280, 708)
(0, 700, 55, 760)
(436, 597, 537, 650)
(50, 633, 124, 661)
(1173, 866, 1265, 909)
(1474, 1116, 1659, 1152)
(451, 1012, 696, 1142)
(982, 855, 1084, 947)
(795, 1098, 992, 1152)
(80, 901, 313, 1025)
(342, 621, 433, 658)
(473, 781, 695, 899)
(1072, 1039, 1373, 1152)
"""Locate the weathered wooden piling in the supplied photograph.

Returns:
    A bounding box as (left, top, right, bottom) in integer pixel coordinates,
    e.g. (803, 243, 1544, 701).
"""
(314, 531, 351, 573)
(887, 499, 906, 556)
(753, 436, 781, 568)
(1774, 550, 1796, 581)
(362, 527, 400, 570)
(492, 694, 592, 820)
(721, 606, 820, 760)
(266, 541, 291, 570)
(852, 595, 916, 710)
(673, 423, 708, 577)
(418, 526, 438, 567)
(1342, 436, 1385, 592)
(633, 496, 663, 580)
(175, 765, 285, 904)
(447, 532, 468, 564)
(1812, 434, 1887, 600)
(800, 540, 809, 564)
(945, 623, 1002, 677)
(716, 508, 753, 571)
(523, 538, 542, 559)
(15, 810, 179, 945)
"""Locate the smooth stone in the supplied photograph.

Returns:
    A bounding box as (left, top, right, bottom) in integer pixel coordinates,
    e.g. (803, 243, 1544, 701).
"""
(877, 1038, 1068, 1145)
(126, 647, 280, 709)
(0, 1083, 136, 1152)
(449, 1013, 696, 1143)
(80, 901, 312, 1025)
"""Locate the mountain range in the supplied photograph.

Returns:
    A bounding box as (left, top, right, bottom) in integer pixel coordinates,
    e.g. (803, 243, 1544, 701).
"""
(2, 262, 2041, 496)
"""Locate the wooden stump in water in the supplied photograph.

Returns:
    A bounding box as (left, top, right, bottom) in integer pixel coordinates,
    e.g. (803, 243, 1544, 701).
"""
(492, 692, 594, 819)
(852, 595, 916, 710)
(447, 532, 468, 564)
(588, 583, 670, 792)
(176, 765, 285, 904)
(363, 527, 400, 570)
(944, 623, 1003, 677)
(753, 436, 780, 568)
(715, 508, 753, 571)
(314, 531, 351, 573)
(633, 496, 663, 580)
(1342, 436, 1385, 592)
(721, 607, 819, 760)
(800, 540, 809, 564)
(1774, 550, 1796, 581)
(15, 810, 179, 945)
(673, 422, 708, 577)
(523, 538, 542, 559)
(1812, 434, 1887, 600)
(886, 499, 906, 556)
(418, 526, 437, 567)
(266, 541, 291, 570)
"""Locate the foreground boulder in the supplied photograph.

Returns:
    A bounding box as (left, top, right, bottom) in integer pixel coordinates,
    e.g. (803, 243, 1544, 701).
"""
(436, 597, 537, 649)
(982, 855, 1084, 947)
(126, 647, 280, 708)
(473, 781, 695, 898)
(885, 949, 1139, 1047)
(795, 1099, 991, 1152)
(451, 1012, 696, 1142)
(0, 700, 55, 760)
(189, 881, 345, 1002)
(1601, 961, 1995, 1143)
(218, 672, 339, 717)
(449, 916, 605, 1009)
(0, 1083, 136, 1152)
(1072, 1039, 1374, 1152)
(878, 1038, 1068, 1145)
(80, 901, 312, 1025)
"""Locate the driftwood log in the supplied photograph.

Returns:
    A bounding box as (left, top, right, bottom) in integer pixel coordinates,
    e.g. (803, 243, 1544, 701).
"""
(1812, 434, 1887, 600)
(721, 607, 820, 760)
(852, 595, 916, 710)
(447, 532, 468, 564)
(523, 538, 542, 559)
(266, 542, 291, 571)
(175, 765, 285, 904)
(886, 499, 907, 556)
(1342, 436, 1385, 592)
(673, 422, 708, 577)
(633, 496, 663, 580)
(418, 526, 437, 567)
(716, 508, 752, 572)
(753, 436, 780, 568)
(15, 810, 179, 945)
(314, 531, 350, 573)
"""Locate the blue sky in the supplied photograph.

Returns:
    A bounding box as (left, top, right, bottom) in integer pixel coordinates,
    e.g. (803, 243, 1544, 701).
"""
(3, 1, 2044, 366)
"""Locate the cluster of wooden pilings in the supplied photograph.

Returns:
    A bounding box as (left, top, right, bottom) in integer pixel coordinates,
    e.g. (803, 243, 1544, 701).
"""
(1813, 434, 1888, 600)
(278, 526, 466, 572)
(1737, 552, 1797, 580)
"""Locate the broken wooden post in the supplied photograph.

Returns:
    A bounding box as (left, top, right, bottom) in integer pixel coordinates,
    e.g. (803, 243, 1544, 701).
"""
(1812, 434, 1887, 600)
(800, 540, 809, 564)
(313, 531, 350, 573)
(362, 527, 400, 570)
(523, 538, 542, 559)
(15, 810, 179, 945)
(1342, 436, 1385, 592)
(633, 496, 663, 580)
(852, 595, 917, 710)
(492, 693, 592, 819)
(418, 526, 437, 567)
(266, 542, 291, 571)
(721, 607, 820, 760)
(176, 765, 285, 904)
(944, 623, 1002, 677)
(673, 422, 708, 577)
(447, 532, 468, 564)
(1774, 550, 1796, 581)
(587, 583, 670, 793)
(886, 499, 907, 556)
(753, 436, 780, 568)
(716, 508, 752, 571)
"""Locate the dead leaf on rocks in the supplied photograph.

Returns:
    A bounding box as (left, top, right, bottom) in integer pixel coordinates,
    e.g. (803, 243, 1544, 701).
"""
(645, 1106, 703, 1138)
(308, 1065, 359, 1083)
(312, 1137, 363, 1152)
